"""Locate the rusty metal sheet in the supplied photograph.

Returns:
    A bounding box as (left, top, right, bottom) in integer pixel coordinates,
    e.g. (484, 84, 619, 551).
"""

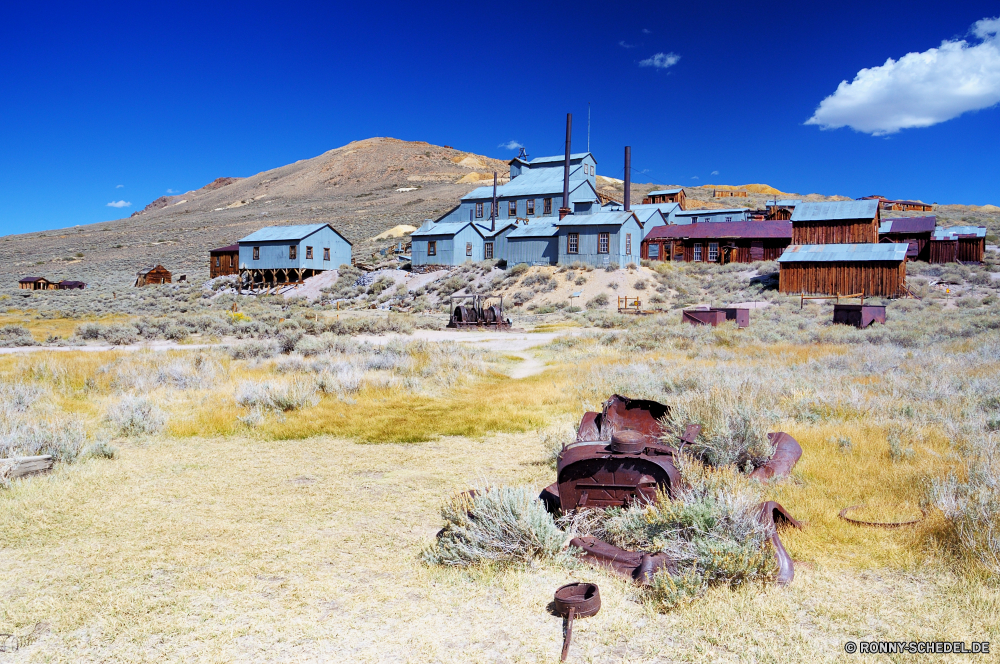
(683, 309, 727, 326)
(569, 536, 678, 584)
(576, 394, 670, 445)
(832, 304, 886, 329)
(758, 500, 802, 585)
(749, 433, 803, 481)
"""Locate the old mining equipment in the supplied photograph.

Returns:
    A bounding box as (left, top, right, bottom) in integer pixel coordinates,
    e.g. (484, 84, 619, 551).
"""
(447, 294, 510, 330)
(540, 394, 804, 585)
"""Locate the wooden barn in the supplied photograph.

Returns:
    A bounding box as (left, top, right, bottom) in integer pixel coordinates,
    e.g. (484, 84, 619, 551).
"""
(929, 226, 986, 264)
(642, 188, 686, 209)
(57, 280, 86, 290)
(134, 265, 172, 287)
(778, 243, 909, 297)
(790, 200, 880, 245)
(713, 189, 748, 198)
(878, 216, 936, 261)
(642, 221, 791, 264)
(766, 199, 800, 221)
(860, 196, 933, 212)
(18, 277, 51, 290)
(209, 244, 240, 278)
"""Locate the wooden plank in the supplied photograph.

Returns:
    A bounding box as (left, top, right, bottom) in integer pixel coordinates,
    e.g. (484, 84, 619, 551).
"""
(0, 455, 54, 480)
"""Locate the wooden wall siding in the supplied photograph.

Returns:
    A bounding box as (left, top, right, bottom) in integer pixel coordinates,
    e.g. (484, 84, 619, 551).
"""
(769, 208, 792, 221)
(778, 261, 905, 297)
(792, 218, 878, 244)
(641, 239, 788, 263)
(137, 267, 172, 286)
(210, 251, 240, 278)
(881, 235, 930, 261)
(930, 238, 985, 263)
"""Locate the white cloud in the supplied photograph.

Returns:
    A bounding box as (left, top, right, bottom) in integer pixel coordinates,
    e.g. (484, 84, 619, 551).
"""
(498, 140, 523, 150)
(690, 176, 699, 180)
(619, 40, 636, 49)
(106, 200, 131, 208)
(806, 16, 1000, 135)
(642, 28, 651, 34)
(711, 170, 719, 175)
(639, 52, 680, 70)
(116, 184, 124, 188)
(166, 188, 178, 194)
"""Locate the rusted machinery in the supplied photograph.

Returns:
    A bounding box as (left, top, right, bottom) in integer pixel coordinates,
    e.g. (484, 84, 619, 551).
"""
(682, 307, 749, 328)
(832, 304, 886, 329)
(553, 583, 600, 661)
(540, 395, 802, 585)
(447, 294, 510, 330)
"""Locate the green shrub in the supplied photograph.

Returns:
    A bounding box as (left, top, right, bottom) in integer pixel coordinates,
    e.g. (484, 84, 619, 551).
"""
(585, 293, 609, 309)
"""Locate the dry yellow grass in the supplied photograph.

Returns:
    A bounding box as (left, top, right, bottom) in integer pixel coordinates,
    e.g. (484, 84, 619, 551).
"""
(0, 308, 131, 342)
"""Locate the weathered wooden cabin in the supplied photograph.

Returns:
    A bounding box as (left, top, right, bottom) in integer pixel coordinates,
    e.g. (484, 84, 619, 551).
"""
(713, 189, 748, 198)
(134, 265, 172, 286)
(641, 221, 791, 264)
(766, 199, 800, 221)
(929, 226, 986, 264)
(238, 223, 353, 285)
(790, 200, 880, 245)
(642, 188, 686, 209)
(57, 280, 86, 290)
(209, 244, 240, 278)
(18, 277, 51, 290)
(777, 243, 909, 297)
(860, 196, 933, 212)
(878, 216, 936, 261)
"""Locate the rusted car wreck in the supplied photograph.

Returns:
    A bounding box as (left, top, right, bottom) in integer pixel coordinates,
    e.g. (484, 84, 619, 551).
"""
(540, 395, 803, 585)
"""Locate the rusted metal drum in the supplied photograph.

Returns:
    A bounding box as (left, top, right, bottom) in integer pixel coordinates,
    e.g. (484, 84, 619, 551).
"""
(483, 304, 501, 324)
(453, 306, 478, 324)
(553, 582, 601, 618)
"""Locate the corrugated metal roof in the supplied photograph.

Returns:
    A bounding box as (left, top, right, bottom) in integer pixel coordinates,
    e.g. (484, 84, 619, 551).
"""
(555, 210, 637, 227)
(239, 223, 331, 243)
(645, 221, 792, 240)
(879, 216, 936, 234)
(18, 277, 46, 283)
(473, 222, 514, 238)
(777, 243, 909, 263)
(791, 200, 879, 221)
(676, 208, 749, 216)
(463, 162, 592, 200)
(632, 202, 680, 214)
(507, 221, 560, 238)
(647, 188, 683, 196)
(210, 244, 240, 253)
(933, 225, 987, 239)
(768, 199, 801, 206)
(527, 152, 594, 165)
(410, 221, 472, 237)
(634, 208, 666, 225)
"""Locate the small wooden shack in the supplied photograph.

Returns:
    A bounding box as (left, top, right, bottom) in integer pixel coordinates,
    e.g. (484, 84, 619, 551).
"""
(713, 189, 748, 198)
(209, 244, 240, 278)
(929, 226, 986, 264)
(777, 243, 909, 297)
(878, 216, 936, 262)
(642, 221, 791, 264)
(766, 200, 800, 221)
(860, 196, 933, 212)
(790, 200, 880, 245)
(642, 188, 686, 209)
(134, 265, 172, 286)
(18, 277, 51, 290)
(57, 280, 86, 290)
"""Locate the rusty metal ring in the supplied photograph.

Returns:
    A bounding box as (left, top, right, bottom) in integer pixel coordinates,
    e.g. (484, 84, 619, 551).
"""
(838, 505, 926, 528)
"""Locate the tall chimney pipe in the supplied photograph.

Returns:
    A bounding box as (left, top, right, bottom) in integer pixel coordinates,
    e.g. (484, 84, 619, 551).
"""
(560, 113, 572, 220)
(624, 146, 631, 213)
(491, 171, 497, 232)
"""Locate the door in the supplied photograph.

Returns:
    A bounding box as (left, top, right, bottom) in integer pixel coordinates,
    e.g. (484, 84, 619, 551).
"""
(750, 241, 764, 261)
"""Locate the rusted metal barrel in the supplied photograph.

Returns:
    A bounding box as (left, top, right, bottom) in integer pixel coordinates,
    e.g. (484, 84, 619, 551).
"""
(553, 582, 600, 661)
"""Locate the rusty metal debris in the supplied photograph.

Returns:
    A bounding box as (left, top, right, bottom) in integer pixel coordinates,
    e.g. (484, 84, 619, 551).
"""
(832, 304, 886, 329)
(682, 307, 749, 328)
(553, 582, 601, 661)
(542, 394, 802, 585)
(839, 505, 926, 528)
(447, 294, 510, 330)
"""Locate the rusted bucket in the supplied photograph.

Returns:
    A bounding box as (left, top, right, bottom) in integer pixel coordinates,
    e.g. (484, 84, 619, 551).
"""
(553, 582, 601, 661)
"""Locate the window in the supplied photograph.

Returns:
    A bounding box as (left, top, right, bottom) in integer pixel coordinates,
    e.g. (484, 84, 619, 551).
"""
(527, 199, 535, 215)
(508, 200, 517, 216)
(625, 233, 632, 255)
(428, 241, 437, 256)
(215, 256, 221, 267)
(543, 198, 552, 215)
(708, 242, 719, 262)
(568, 233, 579, 254)
(475, 202, 484, 218)
(228, 255, 234, 267)
(598, 233, 610, 254)
(492, 201, 499, 218)
(649, 244, 660, 259)
(484, 242, 494, 259)
(253, 247, 260, 261)
(289, 245, 297, 260)
(306, 246, 313, 260)
(466, 242, 473, 256)
(323, 248, 330, 261)
(693, 243, 702, 261)
(725, 216, 732, 222)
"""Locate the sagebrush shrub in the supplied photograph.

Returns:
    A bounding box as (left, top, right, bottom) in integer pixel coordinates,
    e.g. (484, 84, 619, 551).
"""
(105, 396, 166, 437)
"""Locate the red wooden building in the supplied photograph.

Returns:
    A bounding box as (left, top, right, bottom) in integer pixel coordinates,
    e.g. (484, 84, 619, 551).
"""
(860, 196, 934, 212)
(641, 221, 792, 264)
(777, 243, 909, 297)
(878, 216, 936, 262)
(209, 244, 240, 278)
(929, 226, 986, 264)
(642, 188, 686, 209)
(790, 200, 880, 245)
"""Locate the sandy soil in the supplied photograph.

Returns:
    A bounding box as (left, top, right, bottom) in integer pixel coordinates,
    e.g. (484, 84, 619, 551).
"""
(281, 269, 340, 301)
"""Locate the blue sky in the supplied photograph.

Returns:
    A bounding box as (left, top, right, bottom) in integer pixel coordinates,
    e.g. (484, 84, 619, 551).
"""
(2, 1, 999, 235)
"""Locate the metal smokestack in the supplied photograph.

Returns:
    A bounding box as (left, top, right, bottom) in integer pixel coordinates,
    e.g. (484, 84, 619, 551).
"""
(560, 113, 572, 220)
(491, 171, 497, 232)
(624, 146, 631, 213)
